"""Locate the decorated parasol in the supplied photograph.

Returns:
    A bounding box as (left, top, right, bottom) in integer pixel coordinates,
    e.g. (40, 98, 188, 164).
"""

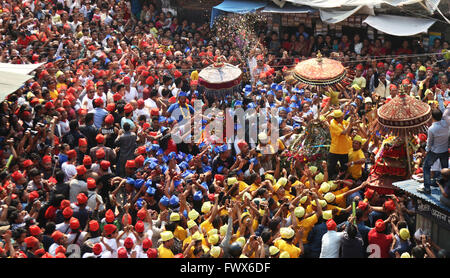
(285, 51, 355, 93)
(369, 85, 431, 193)
(198, 60, 242, 99)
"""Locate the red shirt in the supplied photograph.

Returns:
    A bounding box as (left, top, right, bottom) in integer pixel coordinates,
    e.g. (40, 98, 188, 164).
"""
(368, 228, 393, 258)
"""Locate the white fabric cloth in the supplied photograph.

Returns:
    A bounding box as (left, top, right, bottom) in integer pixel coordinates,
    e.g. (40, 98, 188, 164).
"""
(362, 14, 437, 36)
(320, 230, 344, 258)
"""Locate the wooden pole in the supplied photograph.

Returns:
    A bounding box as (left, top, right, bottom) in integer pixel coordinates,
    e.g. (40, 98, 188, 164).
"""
(405, 134, 412, 178)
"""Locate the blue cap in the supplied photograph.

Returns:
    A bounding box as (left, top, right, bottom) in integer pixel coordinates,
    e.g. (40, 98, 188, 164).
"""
(156, 149, 164, 156)
(186, 154, 193, 162)
(159, 195, 169, 206)
(289, 103, 298, 109)
(174, 180, 182, 187)
(160, 126, 168, 133)
(181, 169, 195, 179)
(267, 90, 275, 96)
(149, 161, 158, 170)
(357, 95, 364, 101)
(244, 85, 252, 92)
(162, 156, 169, 163)
(237, 170, 243, 176)
(168, 152, 177, 161)
(350, 102, 357, 107)
(178, 91, 187, 97)
(91, 58, 98, 63)
(169, 195, 180, 206)
(260, 89, 266, 94)
(159, 116, 166, 123)
(250, 158, 258, 165)
(161, 165, 168, 174)
(146, 186, 156, 195)
(151, 144, 160, 151)
(179, 161, 189, 170)
(234, 100, 243, 107)
(276, 85, 283, 91)
(278, 107, 287, 113)
(201, 182, 209, 191)
(183, 210, 188, 218)
(256, 81, 263, 86)
(126, 178, 135, 186)
(167, 117, 175, 124)
(178, 152, 186, 161)
(292, 88, 299, 93)
(145, 179, 153, 188)
(193, 190, 203, 201)
(217, 166, 224, 173)
(271, 83, 277, 90)
(291, 95, 298, 102)
(247, 102, 256, 109)
(293, 123, 301, 129)
(135, 179, 145, 189)
(136, 198, 144, 209)
(203, 166, 212, 173)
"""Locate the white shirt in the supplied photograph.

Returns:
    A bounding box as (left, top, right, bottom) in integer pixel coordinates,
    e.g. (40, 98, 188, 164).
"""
(61, 162, 77, 182)
(124, 87, 138, 103)
(134, 107, 150, 121)
(86, 190, 105, 211)
(145, 98, 157, 110)
(67, 231, 88, 246)
(101, 237, 118, 258)
(69, 179, 87, 203)
(320, 230, 345, 258)
(81, 95, 95, 110)
(56, 222, 71, 234)
(48, 242, 60, 256)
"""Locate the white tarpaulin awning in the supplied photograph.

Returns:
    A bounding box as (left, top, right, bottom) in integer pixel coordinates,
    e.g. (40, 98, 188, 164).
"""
(262, 4, 316, 13)
(362, 14, 437, 36)
(0, 63, 44, 101)
(319, 5, 365, 23)
(280, 0, 424, 8)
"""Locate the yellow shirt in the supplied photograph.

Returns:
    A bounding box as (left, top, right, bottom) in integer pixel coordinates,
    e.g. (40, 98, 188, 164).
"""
(274, 239, 301, 258)
(348, 148, 365, 179)
(333, 186, 349, 196)
(329, 119, 352, 155)
(298, 214, 318, 244)
(325, 90, 340, 106)
(249, 183, 260, 193)
(174, 226, 187, 241)
(49, 89, 59, 100)
(325, 204, 345, 215)
(239, 181, 249, 193)
(157, 245, 174, 258)
(200, 220, 214, 234)
(335, 193, 346, 208)
(352, 76, 366, 89)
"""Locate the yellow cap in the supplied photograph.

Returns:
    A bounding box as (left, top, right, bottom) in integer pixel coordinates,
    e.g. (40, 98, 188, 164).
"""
(207, 229, 218, 237)
(277, 177, 288, 187)
(400, 252, 411, 258)
(236, 237, 246, 247)
(319, 115, 326, 122)
(319, 199, 327, 208)
(299, 196, 308, 204)
(208, 234, 219, 245)
(351, 84, 361, 91)
(294, 206, 305, 218)
(324, 192, 336, 203)
(55, 70, 64, 79)
(309, 166, 318, 175)
(227, 177, 238, 186)
(273, 182, 282, 192)
(353, 135, 363, 143)
(265, 174, 274, 183)
(161, 231, 174, 241)
(399, 228, 410, 240)
(259, 209, 265, 217)
(191, 70, 199, 80)
(242, 192, 252, 201)
(188, 209, 200, 220)
(315, 172, 324, 183)
(332, 109, 343, 118)
(240, 254, 248, 258)
(220, 224, 228, 236)
(169, 212, 180, 222)
(329, 180, 338, 191)
(269, 246, 280, 256)
(280, 227, 295, 239)
(201, 202, 212, 213)
(280, 251, 290, 258)
(187, 220, 197, 229)
(322, 210, 333, 220)
(210, 246, 221, 258)
(425, 89, 433, 96)
(419, 66, 426, 71)
(192, 231, 203, 241)
(320, 182, 330, 193)
(241, 212, 250, 221)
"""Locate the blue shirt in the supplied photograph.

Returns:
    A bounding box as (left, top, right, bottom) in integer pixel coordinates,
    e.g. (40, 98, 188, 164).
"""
(426, 119, 449, 153)
(93, 108, 108, 128)
(307, 222, 328, 255)
(167, 102, 194, 122)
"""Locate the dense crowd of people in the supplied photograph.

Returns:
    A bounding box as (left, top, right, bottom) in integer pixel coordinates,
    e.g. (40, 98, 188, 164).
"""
(0, 0, 449, 259)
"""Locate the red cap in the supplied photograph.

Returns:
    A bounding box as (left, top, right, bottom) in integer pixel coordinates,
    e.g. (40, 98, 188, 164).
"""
(190, 80, 198, 86)
(137, 207, 147, 220)
(147, 248, 157, 258)
(384, 199, 396, 211)
(51, 231, 64, 242)
(142, 238, 153, 249)
(135, 221, 145, 233)
(66, 150, 77, 160)
(237, 140, 248, 150)
(11, 170, 24, 182)
(174, 253, 184, 258)
(42, 155, 52, 164)
(406, 72, 414, 79)
(122, 213, 132, 226)
(123, 76, 131, 85)
(118, 247, 128, 258)
(93, 243, 102, 255)
(104, 114, 114, 124)
(113, 93, 122, 102)
(418, 133, 427, 142)
(124, 103, 134, 113)
(89, 220, 100, 232)
(377, 62, 384, 68)
(142, 123, 150, 130)
(326, 219, 337, 230)
(45, 101, 54, 110)
(150, 108, 159, 116)
(214, 174, 224, 182)
(104, 224, 117, 235)
(169, 96, 176, 103)
(62, 100, 71, 107)
(34, 248, 45, 257)
(78, 138, 88, 147)
(389, 84, 397, 90)
(375, 219, 386, 232)
(62, 207, 73, 219)
(105, 209, 115, 223)
(356, 64, 363, 70)
(22, 159, 33, 168)
(69, 217, 80, 230)
(77, 193, 88, 205)
(95, 134, 105, 144)
(60, 199, 71, 210)
(146, 76, 155, 86)
(24, 236, 39, 249)
(83, 155, 92, 166)
(28, 191, 39, 202)
(124, 237, 134, 249)
(55, 245, 66, 255)
(364, 188, 374, 199)
(358, 201, 368, 211)
(106, 103, 116, 112)
(125, 160, 136, 168)
(100, 160, 111, 170)
(137, 99, 145, 108)
(87, 177, 96, 190)
(174, 70, 182, 78)
(395, 64, 403, 70)
(135, 155, 145, 167)
(29, 225, 42, 236)
(94, 98, 104, 107)
(95, 148, 105, 159)
(76, 165, 86, 176)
